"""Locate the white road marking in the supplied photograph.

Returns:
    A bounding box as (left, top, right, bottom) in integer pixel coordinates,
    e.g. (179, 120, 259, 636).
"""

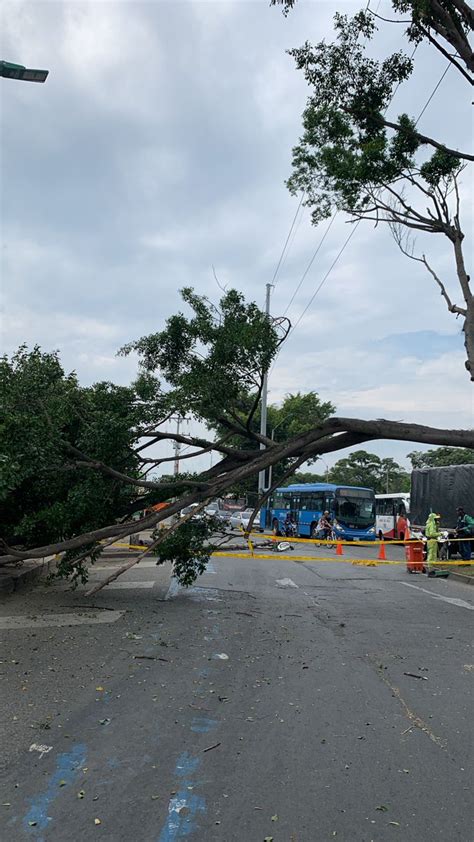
(29, 743, 53, 759)
(401, 582, 474, 610)
(276, 578, 299, 589)
(0, 611, 124, 629)
(93, 560, 158, 570)
(99, 581, 154, 590)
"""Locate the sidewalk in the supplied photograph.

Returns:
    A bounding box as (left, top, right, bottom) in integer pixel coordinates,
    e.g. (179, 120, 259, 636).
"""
(0, 558, 54, 594)
(0, 532, 154, 595)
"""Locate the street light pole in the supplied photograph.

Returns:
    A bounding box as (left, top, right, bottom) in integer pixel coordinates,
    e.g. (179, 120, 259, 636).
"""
(173, 416, 181, 476)
(258, 283, 272, 496)
(1, 60, 49, 83)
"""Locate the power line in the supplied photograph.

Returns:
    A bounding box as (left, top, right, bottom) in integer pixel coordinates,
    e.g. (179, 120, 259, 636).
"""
(283, 213, 337, 316)
(287, 222, 360, 337)
(416, 63, 451, 124)
(270, 191, 305, 288)
(276, 199, 306, 282)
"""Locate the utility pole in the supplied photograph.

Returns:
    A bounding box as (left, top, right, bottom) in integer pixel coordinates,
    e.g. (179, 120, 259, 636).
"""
(258, 283, 272, 496)
(173, 415, 181, 476)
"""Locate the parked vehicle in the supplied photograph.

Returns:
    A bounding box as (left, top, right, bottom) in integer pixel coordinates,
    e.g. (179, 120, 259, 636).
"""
(229, 509, 262, 531)
(375, 493, 410, 540)
(204, 502, 231, 522)
(261, 483, 376, 541)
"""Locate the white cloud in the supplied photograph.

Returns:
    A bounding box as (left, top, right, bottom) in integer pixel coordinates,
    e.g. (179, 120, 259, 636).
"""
(1, 0, 472, 470)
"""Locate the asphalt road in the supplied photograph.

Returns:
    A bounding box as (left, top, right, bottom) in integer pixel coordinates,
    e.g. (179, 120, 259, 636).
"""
(0, 543, 472, 842)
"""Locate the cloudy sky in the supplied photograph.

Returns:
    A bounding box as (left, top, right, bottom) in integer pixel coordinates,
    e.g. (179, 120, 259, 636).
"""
(1, 0, 472, 473)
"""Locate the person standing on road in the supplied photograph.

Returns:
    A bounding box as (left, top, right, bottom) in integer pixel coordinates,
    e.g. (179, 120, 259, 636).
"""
(425, 512, 441, 570)
(456, 507, 474, 561)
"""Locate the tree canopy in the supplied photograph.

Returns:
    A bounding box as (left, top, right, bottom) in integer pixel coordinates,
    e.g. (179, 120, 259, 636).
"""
(329, 450, 410, 492)
(273, 0, 473, 377)
(408, 445, 474, 468)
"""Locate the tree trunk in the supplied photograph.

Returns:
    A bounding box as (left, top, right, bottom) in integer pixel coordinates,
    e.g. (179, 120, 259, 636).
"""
(452, 231, 474, 379)
(464, 296, 474, 380)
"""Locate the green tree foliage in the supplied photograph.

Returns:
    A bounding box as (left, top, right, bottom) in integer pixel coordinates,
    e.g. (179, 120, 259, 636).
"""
(329, 450, 410, 492)
(0, 345, 164, 576)
(121, 287, 285, 426)
(284, 470, 326, 485)
(272, 1, 474, 378)
(408, 446, 474, 468)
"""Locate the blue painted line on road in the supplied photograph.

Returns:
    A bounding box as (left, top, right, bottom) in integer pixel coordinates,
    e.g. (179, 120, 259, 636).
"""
(23, 743, 86, 835)
(176, 752, 201, 777)
(158, 752, 206, 842)
(190, 717, 218, 734)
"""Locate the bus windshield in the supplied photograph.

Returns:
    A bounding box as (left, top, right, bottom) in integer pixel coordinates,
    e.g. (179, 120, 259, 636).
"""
(335, 489, 375, 527)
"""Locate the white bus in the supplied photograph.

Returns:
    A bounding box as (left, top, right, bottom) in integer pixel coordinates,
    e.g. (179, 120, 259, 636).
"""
(375, 493, 410, 540)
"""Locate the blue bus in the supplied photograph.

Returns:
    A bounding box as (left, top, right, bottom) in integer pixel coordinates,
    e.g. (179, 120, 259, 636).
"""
(261, 483, 376, 541)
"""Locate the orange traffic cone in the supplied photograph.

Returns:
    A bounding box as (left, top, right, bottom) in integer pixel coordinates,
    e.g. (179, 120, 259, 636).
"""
(378, 542, 386, 560)
(336, 542, 343, 556)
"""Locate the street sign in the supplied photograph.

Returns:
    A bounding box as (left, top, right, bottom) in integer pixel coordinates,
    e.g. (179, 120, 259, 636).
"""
(1, 61, 49, 83)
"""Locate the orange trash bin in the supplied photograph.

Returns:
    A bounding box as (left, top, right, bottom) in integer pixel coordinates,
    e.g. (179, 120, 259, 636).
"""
(405, 540, 424, 573)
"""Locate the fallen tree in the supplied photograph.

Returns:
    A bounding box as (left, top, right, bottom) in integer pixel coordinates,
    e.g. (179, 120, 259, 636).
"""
(1, 289, 473, 592)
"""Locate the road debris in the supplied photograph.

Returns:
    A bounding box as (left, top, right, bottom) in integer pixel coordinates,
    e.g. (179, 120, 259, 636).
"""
(403, 672, 428, 681)
(202, 741, 221, 753)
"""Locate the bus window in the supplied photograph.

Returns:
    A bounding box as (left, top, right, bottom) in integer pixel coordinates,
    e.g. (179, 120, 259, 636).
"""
(324, 493, 335, 513)
(299, 492, 311, 511)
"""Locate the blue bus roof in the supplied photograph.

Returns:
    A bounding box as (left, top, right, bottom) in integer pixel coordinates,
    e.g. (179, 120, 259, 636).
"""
(276, 483, 374, 493)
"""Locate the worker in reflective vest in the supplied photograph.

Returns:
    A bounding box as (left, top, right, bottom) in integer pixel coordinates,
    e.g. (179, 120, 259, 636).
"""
(425, 512, 441, 568)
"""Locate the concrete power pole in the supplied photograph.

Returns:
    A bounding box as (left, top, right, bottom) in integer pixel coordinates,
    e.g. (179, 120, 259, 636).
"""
(258, 283, 272, 496)
(173, 416, 181, 476)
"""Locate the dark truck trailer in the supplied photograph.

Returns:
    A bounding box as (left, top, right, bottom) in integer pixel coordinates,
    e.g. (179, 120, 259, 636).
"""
(410, 464, 474, 529)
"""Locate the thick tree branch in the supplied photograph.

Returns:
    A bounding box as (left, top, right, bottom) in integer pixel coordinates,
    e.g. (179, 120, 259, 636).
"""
(84, 498, 211, 597)
(62, 443, 208, 490)
(426, 0, 474, 71)
(381, 118, 473, 161)
(417, 23, 474, 84)
(3, 418, 473, 565)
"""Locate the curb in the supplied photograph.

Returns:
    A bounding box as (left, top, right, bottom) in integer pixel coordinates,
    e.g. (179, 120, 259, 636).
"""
(448, 571, 474, 585)
(0, 558, 54, 595)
